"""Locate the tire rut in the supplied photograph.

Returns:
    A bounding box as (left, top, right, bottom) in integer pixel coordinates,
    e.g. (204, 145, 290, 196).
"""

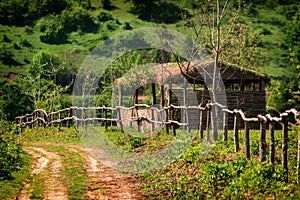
(33, 148, 68, 200)
(19, 143, 145, 200)
(68, 146, 146, 200)
(18, 147, 68, 200)
(17, 148, 49, 200)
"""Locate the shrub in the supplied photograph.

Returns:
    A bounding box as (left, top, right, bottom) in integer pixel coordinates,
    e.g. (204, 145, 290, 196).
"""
(123, 22, 132, 30)
(61, 7, 97, 32)
(97, 12, 114, 22)
(35, 15, 67, 44)
(0, 122, 25, 180)
(19, 38, 32, 47)
(0, 80, 33, 121)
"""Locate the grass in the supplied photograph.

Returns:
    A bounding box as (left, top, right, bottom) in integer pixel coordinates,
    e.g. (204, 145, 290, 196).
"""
(45, 145, 88, 199)
(2, 123, 300, 198)
(20, 126, 81, 144)
(137, 127, 300, 199)
(0, 1, 293, 79)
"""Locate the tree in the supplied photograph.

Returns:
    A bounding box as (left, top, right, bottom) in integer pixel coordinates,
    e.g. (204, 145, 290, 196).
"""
(172, 0, 262, 140)
(285, 8, 300, 90)
(24, 50, 69, 112)
(0, 80, 33, 121)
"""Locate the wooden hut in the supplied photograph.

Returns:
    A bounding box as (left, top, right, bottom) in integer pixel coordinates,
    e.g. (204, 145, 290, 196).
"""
(115, 61, 268, 130)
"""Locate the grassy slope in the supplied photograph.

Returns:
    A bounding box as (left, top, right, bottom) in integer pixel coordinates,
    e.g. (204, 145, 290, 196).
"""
(0, 1, 292, 78)
(252, 6, 290, 77)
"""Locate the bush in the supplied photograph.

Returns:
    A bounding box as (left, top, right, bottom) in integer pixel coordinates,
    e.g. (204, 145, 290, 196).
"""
(0, 122, 25, 180)
(35, 15, 67, 44)
(97, 11, 114, 22)
(61, 7, 97, 32)
(0, 80, 33, 121)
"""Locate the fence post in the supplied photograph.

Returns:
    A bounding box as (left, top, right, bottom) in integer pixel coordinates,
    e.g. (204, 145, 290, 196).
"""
(281, 113, 289, 182)
(117, 107, 124, 132)
(233, 110, 239, 152)
(223, 110, 228, 141)
(151, 106, 155, 134)
(171, 105, 176, 136)
(186, 107, 190, 133)
(199, 108, 203, 139)
(67, 108, 71, 128)
(206, 104, 211, 142)
(259, 116, 267, 165)
(268, 118, 275, 165)
(165, 107, 169, 134)
(297, 128, 300, 184)
(104, 106, 108, 130)
(211, 104, 218, 141)
(58, 111, 62, 128)
(244, 119, 250, 160)
(19, 118, 22, 134)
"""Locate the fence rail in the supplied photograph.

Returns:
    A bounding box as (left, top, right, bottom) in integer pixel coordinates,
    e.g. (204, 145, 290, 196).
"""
(16, 102, 300, 183)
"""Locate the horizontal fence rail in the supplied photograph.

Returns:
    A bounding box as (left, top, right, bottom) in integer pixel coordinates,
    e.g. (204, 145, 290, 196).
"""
(16, 102, 300, 183)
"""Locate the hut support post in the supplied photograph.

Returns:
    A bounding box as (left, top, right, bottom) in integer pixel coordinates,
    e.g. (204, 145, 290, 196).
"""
(160, 85, 164, 108)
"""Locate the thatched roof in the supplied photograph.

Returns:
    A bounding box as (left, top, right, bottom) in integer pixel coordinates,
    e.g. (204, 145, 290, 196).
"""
(152, 61, 266, 85)
(115, 61, 267, 87)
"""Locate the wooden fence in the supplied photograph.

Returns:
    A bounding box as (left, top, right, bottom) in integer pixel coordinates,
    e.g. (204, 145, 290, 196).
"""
(16, 102, 300, 182)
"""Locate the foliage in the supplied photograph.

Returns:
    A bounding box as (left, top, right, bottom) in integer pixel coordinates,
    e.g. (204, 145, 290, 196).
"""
(284, 7, 300, 89)
(267, 79, 299, 112)
(0, 130, 26, 180)
(19, 50, 71, 112)
(21, 127, 80, 144)
(100, 0, 113, 10)
(138, 129, 300, 199)
(0, 0, 28, 25)
(26, 0, 68, 19)
(97, 12, 114, 22)
(0, 80, 33, 121)
(35, 15, 68, 44)
(60, 7, 97, 32)
(0, 149, 32, 199)
(129, 0, 189, 23)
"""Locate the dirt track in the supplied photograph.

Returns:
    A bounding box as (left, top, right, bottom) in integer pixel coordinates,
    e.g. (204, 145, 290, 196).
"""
(17, 144, 145, 200)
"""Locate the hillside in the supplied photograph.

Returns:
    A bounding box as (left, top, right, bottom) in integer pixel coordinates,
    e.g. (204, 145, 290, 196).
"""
(0, 0, 297, 77)
(0, 0, 299, 120)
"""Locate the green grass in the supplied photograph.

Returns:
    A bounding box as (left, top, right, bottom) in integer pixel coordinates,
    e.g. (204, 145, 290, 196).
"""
(2, 123, 300, 199)
(21, 126, 81, 144)
(0, 0, 293, 79)
(45, 145, 88, 200)
(137, 127, 300, 199)
(251, 6, 290, 77)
